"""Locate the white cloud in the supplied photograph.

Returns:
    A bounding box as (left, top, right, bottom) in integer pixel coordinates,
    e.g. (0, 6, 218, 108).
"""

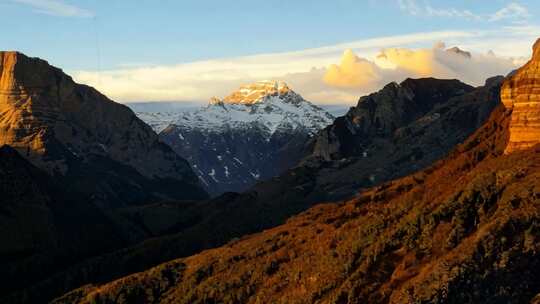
(72, 29, 535, 105)
(397, 0, 421, 15)
(489, 3, 530, 21)
(321, 44, 519, 97)
(324, 49, 382, 88)
(398, 1, 530, 22)
(398, 0, 479, 19)
(12, 0, 94, 17)
(73, 30, 475, 104)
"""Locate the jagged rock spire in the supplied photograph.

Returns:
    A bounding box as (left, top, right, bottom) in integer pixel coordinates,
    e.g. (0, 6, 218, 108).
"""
(501, 38, 540, 153)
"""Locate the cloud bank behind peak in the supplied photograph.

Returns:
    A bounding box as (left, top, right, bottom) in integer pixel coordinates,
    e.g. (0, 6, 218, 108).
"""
(73, 29, 535, 105)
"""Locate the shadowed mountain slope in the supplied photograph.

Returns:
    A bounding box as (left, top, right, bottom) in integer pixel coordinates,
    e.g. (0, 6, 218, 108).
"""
(0, 145, 127, 300)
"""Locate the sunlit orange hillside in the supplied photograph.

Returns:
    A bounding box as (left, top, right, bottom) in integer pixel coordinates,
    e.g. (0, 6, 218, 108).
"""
(52, 39, 540, 304)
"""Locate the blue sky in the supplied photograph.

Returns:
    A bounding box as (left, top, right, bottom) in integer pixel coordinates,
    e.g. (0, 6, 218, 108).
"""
(1, 0, 539, 104)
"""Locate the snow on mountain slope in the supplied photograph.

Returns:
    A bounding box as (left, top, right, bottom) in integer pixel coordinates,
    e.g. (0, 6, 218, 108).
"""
(136, 81, 334, 196)
(135, 111, 181, 133)
(129, 102, 201, 133)
(175, 81, 333, 135)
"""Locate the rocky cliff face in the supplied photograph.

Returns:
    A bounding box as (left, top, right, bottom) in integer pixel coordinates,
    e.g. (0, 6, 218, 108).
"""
(299, 77, 500, 202)
(220, 80, 292, 104)
(501, 38, 540, 153)
(311, 78, 474, 160)
(0, 51, 207, 205)
(0, 52, 209, 302)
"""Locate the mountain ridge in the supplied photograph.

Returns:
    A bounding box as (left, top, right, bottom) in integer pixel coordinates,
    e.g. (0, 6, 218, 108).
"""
(0, 51, 207, 204)
(0, 51, 208, 302)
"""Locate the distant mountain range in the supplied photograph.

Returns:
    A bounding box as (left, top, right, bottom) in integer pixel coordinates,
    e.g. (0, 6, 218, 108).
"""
(127, 101, 350, 121)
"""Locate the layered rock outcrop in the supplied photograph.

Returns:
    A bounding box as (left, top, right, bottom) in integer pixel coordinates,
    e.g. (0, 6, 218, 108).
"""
(501, 38, 540, 153)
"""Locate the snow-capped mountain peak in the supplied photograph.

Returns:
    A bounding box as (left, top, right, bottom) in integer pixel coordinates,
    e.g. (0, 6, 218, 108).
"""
(133, 81, 335, 195)
(175, 81, 334, 136)
(213, 80, 293, 105)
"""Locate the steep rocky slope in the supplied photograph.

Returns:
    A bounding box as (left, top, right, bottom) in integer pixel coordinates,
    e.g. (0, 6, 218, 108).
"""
(0, 51, 207, 205)
(310, 78, 473, 160)
(156, 81, 334, 195)
(300, 77, 499, 200)
(53, 39, 540, 304)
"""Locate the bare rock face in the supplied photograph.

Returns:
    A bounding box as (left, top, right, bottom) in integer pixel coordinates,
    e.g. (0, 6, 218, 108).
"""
(501, 38, 540, 153)
(311, 78, 475, 160)
(220, 80, 291, 105)
(0, 51, 207, 204)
